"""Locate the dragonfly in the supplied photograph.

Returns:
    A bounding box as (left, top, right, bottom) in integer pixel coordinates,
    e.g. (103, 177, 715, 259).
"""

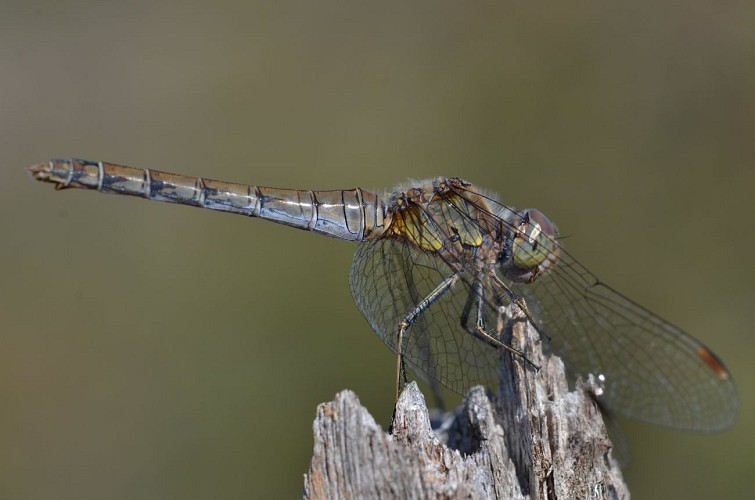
(28, 158, 738, 432)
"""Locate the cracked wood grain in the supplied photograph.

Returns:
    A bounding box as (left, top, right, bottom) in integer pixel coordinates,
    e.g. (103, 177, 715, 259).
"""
(304, 306, 629, 499)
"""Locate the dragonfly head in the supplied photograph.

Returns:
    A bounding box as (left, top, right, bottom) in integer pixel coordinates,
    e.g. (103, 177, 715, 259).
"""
(499, 208, 559, 283)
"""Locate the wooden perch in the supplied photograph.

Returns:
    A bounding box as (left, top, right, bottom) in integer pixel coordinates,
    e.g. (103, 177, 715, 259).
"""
(303, 306, 629, 499)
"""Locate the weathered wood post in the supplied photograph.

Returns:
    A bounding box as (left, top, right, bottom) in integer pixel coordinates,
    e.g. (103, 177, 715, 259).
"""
(304, 306, 629, 499)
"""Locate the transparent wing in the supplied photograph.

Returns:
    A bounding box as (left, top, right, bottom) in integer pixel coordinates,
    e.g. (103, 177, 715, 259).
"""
(454, 184, 739, 431)
(349, 236, 506, 394)
(509, 254, 738, 431)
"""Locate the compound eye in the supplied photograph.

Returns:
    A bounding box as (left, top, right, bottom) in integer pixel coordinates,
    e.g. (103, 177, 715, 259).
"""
(512, 209, 557, 270)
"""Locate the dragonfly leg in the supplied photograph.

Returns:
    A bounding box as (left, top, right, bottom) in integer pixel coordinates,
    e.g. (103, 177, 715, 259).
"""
(469, 280, 540, 370)
(395, 274, 459, 400)
(459, 284, 475, 335)
(491, 273, 551, 344)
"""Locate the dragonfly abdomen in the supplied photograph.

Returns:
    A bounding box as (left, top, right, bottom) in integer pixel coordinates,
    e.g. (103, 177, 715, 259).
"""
(28, 159, 386, 241)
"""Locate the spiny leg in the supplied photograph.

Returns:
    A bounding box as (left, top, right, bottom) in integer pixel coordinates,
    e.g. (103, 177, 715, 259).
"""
(492, 273, 551, 343)
(469, 280, 539, 370)
(459, 281, 499, 350)
(459, 282, 475, 334)
(395, 274, 459, 400)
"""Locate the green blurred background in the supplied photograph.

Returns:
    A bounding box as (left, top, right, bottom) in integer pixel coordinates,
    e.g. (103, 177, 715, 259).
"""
(1, 1, 753, 498)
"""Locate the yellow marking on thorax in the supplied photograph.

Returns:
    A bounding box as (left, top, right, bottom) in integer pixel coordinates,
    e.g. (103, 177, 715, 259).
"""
(386, 190, 486, 252)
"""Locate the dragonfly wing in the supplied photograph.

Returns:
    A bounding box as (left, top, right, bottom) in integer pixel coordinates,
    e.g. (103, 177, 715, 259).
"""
(509, 251, 739, 431)
(349, 236, 505, 395)
(449, 181, 738, 431)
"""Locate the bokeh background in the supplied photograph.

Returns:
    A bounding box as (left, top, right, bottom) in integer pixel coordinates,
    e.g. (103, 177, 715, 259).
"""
(1, 1, 753, 498)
